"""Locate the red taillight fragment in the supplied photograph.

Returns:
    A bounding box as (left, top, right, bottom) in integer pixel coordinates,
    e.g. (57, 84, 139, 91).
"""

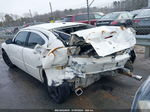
(133, 20, 140, 23)
(111, 21, 118, 25)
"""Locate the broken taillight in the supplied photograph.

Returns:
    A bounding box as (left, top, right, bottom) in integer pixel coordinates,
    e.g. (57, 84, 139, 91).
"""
(111, 21, 119, 25)
(133, 20, 140, 23)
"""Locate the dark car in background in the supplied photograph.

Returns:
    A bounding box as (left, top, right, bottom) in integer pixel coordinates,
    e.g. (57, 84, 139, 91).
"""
(96, 11, 133, 27)
(132, 9, 150, 35)
(63, 13, 104, 25)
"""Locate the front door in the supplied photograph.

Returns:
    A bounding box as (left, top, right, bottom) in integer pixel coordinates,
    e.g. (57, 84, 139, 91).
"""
(8, 31, 29, 71)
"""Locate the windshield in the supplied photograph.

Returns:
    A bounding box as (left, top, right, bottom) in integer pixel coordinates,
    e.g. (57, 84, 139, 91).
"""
(63, 16, 72, 22)
(101, 12, 120, 20)
(94, 14, 103, 19)
(75, 14, 96, 21)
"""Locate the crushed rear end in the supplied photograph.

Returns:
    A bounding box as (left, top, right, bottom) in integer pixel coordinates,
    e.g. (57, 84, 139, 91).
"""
(38, 26, 140, 103)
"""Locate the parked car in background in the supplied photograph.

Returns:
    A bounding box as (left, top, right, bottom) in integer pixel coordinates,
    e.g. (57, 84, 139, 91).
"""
(5, 27, 19, 35)
(131, 9, 150, 35)
(63, 12, 104, 25)
(96, 11, 133, 27)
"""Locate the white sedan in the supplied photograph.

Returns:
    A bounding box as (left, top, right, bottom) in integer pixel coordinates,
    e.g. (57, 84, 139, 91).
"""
(1, 22, 139, 103)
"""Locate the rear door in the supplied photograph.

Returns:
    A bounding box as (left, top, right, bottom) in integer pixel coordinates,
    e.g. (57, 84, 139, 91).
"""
(8, 31, 29, 71)
(23, 31, 47, 80)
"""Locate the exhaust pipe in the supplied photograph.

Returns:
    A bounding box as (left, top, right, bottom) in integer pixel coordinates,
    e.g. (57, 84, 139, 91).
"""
(118, 68, 142, 81)
(75, 88, 83, 96)
(131, 75, 143, 81)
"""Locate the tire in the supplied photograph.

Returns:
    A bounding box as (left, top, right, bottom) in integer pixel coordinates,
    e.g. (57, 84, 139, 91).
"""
(43, 74, 71, 104)
(2, 50, 15, 68)
(124, 60, 134, 72)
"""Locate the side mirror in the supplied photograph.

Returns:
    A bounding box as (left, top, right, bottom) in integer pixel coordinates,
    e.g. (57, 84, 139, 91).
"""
(5, 38, 13, 44)
(133, 14, 138, 19)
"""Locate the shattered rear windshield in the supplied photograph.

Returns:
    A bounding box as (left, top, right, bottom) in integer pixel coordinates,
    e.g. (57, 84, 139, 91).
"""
(55, 24, 94, 34)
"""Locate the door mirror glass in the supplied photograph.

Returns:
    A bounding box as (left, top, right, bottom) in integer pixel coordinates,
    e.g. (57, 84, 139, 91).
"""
(5, 38, 13, 44)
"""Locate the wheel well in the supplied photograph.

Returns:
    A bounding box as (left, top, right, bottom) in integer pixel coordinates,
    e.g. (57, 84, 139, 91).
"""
(2, 48, 5, 52)
(42, 69, 47, 83)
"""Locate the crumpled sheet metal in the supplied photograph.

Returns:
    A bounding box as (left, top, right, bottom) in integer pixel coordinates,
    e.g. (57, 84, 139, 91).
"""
(35, 26, 136, 86)
(41, 47, 68, 69)
(72, 26, 136, 57)
(45, 67, 75, 86)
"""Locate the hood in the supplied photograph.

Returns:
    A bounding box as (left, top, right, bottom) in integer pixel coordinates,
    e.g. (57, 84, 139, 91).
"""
(72, 26, 136, 57)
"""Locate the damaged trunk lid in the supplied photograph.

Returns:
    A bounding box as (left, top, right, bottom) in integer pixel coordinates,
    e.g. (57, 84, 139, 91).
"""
(71, 26, 136, 57)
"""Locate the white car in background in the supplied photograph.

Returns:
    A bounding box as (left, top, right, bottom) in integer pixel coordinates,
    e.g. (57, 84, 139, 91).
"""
(1, 22, 140, 103)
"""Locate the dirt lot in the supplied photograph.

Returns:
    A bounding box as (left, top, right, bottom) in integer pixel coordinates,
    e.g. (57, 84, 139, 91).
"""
(0, 39, 150, 112)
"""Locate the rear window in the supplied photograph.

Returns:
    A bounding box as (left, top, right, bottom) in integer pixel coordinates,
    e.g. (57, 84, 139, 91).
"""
(63, 16, 72, 22)
(27, 32, 45, 48)
(94, 14, 103, 19)
(75, 14, 95, 21)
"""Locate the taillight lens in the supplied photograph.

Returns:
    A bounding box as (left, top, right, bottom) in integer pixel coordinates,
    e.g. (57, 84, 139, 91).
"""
(133, 20, 140, 23)
(94, 22, 97, 26)
(111, 21, 119, 25)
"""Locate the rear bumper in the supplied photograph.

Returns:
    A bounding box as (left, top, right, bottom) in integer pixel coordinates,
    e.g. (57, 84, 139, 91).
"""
(70, 53, 130, 77)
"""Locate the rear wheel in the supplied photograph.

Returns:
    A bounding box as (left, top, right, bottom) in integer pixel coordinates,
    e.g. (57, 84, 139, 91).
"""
(43, 73, 71, 104)
(2, 50, 15, 68)
(48, 82, 71, 103)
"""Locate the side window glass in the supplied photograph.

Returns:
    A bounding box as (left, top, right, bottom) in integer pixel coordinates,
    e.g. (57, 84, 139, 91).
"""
(28, 32, 45, 48)
(75, 15, 87, 21)
(14, 31, 28, 46)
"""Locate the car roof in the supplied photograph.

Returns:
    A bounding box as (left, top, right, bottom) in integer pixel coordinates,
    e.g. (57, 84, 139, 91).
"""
(23, 22, 84, 31)
(109, 11, 129, 14)
(65, 12, 103, 17)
